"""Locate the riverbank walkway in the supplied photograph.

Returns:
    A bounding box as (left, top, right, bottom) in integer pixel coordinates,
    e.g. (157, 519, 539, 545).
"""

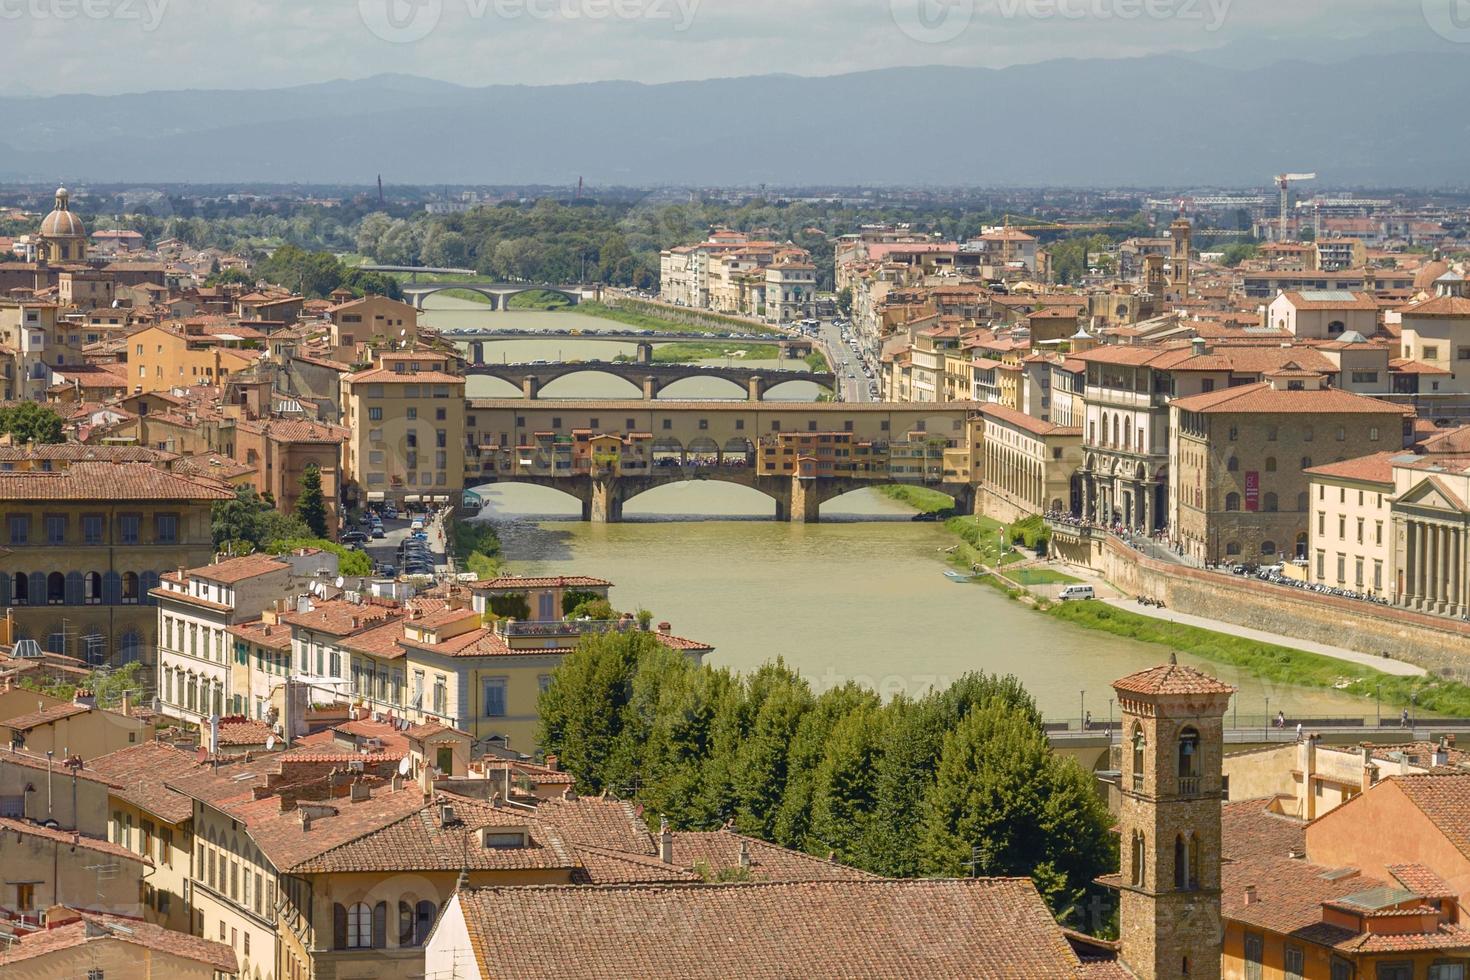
(1100, 598, 1425, 678)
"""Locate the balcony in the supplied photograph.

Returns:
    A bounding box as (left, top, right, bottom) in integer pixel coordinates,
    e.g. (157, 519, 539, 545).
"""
(1177, 776, 1201, 796)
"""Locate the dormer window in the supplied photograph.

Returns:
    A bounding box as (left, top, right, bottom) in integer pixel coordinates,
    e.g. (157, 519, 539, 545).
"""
(480, 828, 529, 849)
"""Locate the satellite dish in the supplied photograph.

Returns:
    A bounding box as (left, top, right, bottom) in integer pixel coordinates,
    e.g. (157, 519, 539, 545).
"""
(195, 746, 208, 764)
(265, 735, 276, 751)
(400, 329, 407, 338)
(335, 576, 345, 588)
(397, 756, 412, 777)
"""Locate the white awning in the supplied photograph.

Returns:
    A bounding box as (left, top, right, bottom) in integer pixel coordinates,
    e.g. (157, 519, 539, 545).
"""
(404, 495, 422, 503)
(367, 492, 386, 501)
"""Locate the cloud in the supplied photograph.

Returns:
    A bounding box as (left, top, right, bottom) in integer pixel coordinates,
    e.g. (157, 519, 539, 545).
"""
(0, 0, 1445, 95)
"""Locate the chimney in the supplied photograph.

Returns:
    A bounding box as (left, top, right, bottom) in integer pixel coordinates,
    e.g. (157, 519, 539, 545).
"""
(1361, 743, 1377, 792)
(659, 818, 673, 864)
(1435, 736, 1451, 768)
(299, 809, 312, 832)
(350, 779, 370, 803)
(1244, 885, 1258, 906)
(439, 802, 455, 827)
(738, 839, 751, 872)
(657, 621, 672, 636)
(73, 689, 95, 708)
(544, 754, 558, 772)
(120, 691, 132, 718)
(1190, 336, 1207, 356)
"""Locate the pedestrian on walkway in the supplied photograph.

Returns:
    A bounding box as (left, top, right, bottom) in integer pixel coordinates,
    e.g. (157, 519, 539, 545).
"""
(1295, 722, 1303, 742)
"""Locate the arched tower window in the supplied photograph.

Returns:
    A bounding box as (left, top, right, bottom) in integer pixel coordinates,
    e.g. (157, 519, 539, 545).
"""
(1131, 723, 1146, 792)
(1130, 829, 1145, 886)
(1178, 726, 1200, 794)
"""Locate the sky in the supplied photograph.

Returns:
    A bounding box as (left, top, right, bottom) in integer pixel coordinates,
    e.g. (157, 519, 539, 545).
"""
(0, 0, 1462, 96)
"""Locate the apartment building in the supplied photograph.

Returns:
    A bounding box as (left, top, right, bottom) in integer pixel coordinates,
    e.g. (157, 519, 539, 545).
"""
(977, 404, 1082, 522)
(126, 320, 266, 393)
(1304, 452, 1396, 594)
(155, 554, 296, 726)
(0, 463, 232, 669)
(341, 350, 467, 507)
(327, 294, 420, 353)
(1265, 290, 1379, 340)
(1170, 371, 1407, 564)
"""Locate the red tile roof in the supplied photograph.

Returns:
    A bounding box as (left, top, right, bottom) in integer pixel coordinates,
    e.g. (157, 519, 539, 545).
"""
(670, 830, 877, 882)
(0, 912, 237, 972)
(0, 816, 151, 865)
(1170, 382, 1410, 416)
(187, 553, 291, 584)
(0, 701, 90, 730)
(87, 742, 198, 823)
(0, 462, 234, 501)
(452, 877, 1085, 978)
(1303, 451, 1401, 485)
(1113, 662, 1236, 697)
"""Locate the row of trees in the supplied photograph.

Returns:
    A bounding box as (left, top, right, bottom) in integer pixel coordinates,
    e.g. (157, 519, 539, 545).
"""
(536, 631, 1115, 923)
(210, 245, 402, 300)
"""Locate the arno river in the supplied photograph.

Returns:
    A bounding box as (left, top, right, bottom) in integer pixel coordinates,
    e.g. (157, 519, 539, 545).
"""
(426, 296, 1375, 723)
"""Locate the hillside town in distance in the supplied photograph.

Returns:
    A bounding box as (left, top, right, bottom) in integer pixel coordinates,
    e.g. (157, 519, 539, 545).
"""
(5, 176, 1470, 980)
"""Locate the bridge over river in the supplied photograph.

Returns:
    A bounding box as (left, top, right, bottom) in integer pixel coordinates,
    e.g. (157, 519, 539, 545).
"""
(465, 399, 980, 522)
(465, 361, 834, 401)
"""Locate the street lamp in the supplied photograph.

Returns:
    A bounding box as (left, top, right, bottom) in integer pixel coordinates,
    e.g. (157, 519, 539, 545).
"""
(1265, 696, 1271, 733)
(1080, 690, 1087, 731)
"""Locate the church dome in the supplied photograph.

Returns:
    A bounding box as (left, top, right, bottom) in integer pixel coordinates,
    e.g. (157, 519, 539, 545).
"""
(1415, 259, 1450, 292)
(39, 187, 86, 240)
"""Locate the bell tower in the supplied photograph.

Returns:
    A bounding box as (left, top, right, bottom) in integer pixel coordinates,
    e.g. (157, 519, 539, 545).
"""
(1114, 657, 1234, 980)
(1168, 216, 1192, 296)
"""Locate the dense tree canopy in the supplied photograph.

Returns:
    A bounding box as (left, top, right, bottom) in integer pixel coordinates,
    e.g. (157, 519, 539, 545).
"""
(537, 633, 1116, 924)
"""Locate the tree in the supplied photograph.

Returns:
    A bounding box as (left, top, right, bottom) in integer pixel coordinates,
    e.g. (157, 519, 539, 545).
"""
(771, 682, 879, 850)
(836, 287, 853, 316)
(211, 485, 271, 549)
(266, 537, 370, 577)
(808, 701, 887, 864)
(536, 630, 664, 793)
(295, 464, 328, 538)
(0, 403, 65, 444)
(920, 702, 1114, 920)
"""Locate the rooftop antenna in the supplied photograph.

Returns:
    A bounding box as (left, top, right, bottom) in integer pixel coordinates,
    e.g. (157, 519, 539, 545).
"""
(378, 175, 385, 206)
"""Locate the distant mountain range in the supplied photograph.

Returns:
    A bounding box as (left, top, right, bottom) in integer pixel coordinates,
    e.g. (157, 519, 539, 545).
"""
(3, 48, 1469, 187)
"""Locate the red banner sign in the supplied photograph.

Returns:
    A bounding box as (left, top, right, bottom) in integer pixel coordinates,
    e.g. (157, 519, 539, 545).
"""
(1244, 472, 1260, 512)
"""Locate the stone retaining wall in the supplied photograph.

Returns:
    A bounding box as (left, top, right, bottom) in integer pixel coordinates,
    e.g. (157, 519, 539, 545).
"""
(1054, 526, 1470, 677)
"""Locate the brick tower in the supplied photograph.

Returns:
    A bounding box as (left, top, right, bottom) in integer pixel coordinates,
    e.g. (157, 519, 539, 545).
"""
(1168, 216, 1192, 297)
(1114, 657, 1235, 980)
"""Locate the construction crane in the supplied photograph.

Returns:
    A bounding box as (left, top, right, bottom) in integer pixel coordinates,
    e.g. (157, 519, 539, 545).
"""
(1274, 173, 1317, 240)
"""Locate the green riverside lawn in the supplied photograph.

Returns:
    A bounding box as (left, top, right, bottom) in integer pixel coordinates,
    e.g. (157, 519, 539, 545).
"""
(1044, 588, 1470, 718)
(930, 512, 1470, 718)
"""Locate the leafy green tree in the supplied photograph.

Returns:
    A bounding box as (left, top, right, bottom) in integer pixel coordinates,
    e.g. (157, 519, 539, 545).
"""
(637, 654, 731, 824)
(536, 630, 664, 793)
(808, 701, 887, 863)
(731, 661, 813, 839)
(771, 682, 879, 850)
(295, 464, 328, 538)
(836, 287, 853, 316)
(211, 485, 271, 549)
(920, 702, 1114, 919)
(0, 403, 65, 444)
(266, 537, 370, 577)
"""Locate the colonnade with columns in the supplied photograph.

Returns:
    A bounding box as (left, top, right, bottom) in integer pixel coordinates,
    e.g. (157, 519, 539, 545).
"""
(1398, 517, 1466, 616)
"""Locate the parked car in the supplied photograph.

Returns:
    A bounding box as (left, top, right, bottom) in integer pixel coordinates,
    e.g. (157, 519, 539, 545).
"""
(341, 530, 369, 544)
(371, 527, 386, 539)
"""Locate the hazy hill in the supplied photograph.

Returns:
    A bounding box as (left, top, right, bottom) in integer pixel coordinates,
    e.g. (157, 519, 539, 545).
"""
(2, 51, 1468, 186)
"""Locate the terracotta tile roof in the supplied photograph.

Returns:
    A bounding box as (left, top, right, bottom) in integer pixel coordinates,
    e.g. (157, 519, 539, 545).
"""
(1169, 382, 1410, 416)
(186, 553, 291, 584)
(215, 719, 276, 746)
(1401, 295, 1470, 317)
(151, 586, 233, 612)
(1113, 662, 1236, 697)
(87, 742, 198, 823)
(0, 912, 237, 972)
(281, 599, 402, 636)
(472, 575, 613, 591)
(980, 403, 1079, 438)
(0, 701, 90, 730)
(1418, 425, 1470, 455)
(671, 830, 878, 882)
(533, 796, 657, 856)
(1387, 774, 1470, 860)
(1388, 863, 1455, 898)
(236, 416, 350, 444)
(1279, 290, 1379, 311)
(0, 461, 233, 501)
(344, 368, 465, 384)
(453, 877, 1084, 978)
(569, 842, 700, 884)
(288, 792, 573, 874)
(0, 746, 118, 785)
(0, 816, 151, 865)
(1390, 358, 1452, 375)
(1303, 451, 1400, 485)
(227, 619, 292, 652)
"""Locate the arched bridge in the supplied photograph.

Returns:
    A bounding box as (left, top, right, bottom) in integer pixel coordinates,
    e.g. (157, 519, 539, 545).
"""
(463, 361, 835, 401)
(400, 281, 596, 311)
(452, 333, 815, 361)
(468, 467, 972, 524)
